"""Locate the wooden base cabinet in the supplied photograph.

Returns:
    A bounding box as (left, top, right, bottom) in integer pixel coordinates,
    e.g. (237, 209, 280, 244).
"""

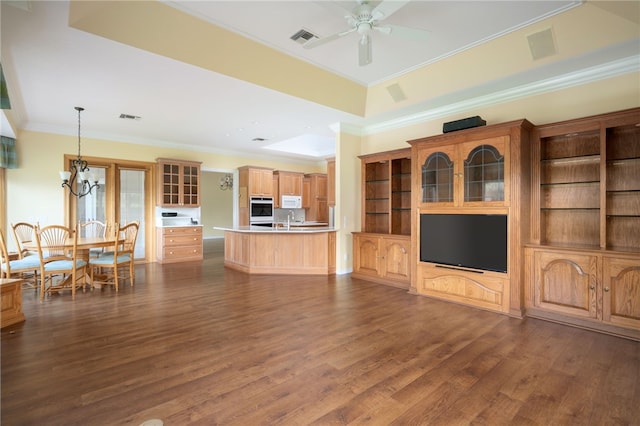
(415, 264, 509, 314)
(526, 108, 640, 340)
(223, 230, 336, 275)
(1, 278, 25, 328)
(525, 247, 640, 341)
(352, 233, 410, 289)
(156, 226, 203, 264)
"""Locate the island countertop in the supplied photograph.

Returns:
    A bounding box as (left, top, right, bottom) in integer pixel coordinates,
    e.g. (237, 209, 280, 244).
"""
(216, 227, 336, 275)
(214, 226, 337, 233)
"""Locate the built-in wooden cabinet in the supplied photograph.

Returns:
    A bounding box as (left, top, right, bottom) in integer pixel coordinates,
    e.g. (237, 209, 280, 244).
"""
(525, 108, 640, 340)
(239, 166, 273, 197)
(238, 166, 274, 226)
(524, 247, 639, 340)
(418, 137, 508, 207)
(273, 171, 303, 208)
(156, 158, 201, 207)
(409, 120, 532, 317)
(156, 226, 203, 264)
(302, 177, 311, 209)
(223, 230, 336, 275)
(359, 148, 411, 235)
(353, 148, 412, 288)
(304, 173, 328, 222)
(327, 158, 336, 207)
(352, 233, 411, 289)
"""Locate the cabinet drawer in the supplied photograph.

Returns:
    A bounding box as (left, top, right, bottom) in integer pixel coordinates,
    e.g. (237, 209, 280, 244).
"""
(161, 246, 203, 260)
(162, 234, 202, 247)
(161, 226, 202, 236)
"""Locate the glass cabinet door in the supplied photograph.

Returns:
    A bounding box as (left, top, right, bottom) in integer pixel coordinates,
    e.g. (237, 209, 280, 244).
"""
(464, 144, 504, 202)
(421, 151, 454, 203)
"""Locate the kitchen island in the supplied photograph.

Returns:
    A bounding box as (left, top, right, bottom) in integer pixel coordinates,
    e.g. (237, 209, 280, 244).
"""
(214, 226, 337, 275)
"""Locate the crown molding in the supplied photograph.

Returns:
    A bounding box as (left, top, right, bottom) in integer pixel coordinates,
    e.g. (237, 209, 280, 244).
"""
(361, 55, 639, 136)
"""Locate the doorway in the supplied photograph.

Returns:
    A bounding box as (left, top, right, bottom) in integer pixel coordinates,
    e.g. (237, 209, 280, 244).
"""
(200, 169, 236, 245)
(65, 155, 154, 261)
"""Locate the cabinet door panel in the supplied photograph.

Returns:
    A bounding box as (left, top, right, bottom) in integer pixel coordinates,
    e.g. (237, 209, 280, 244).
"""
(602, 257, 640, 329)
(533, 251, 598, 319)
(382, 238, 410, 281)
(353, 236, 380, 277)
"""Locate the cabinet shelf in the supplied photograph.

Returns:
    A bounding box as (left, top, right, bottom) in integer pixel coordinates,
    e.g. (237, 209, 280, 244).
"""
(359, 149, 411, 237)
(541, 207, 600, 211)
(541, 154, 600, 164)
(541, 181, 600, 186)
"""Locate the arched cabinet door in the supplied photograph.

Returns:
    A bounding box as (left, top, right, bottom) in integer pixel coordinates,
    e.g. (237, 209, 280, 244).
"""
(417, 144, 457, 208)
(460, 136, 509, 207)
(417, 136, 509, 208)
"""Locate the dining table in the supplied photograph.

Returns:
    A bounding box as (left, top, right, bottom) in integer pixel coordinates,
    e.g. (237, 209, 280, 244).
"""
(25, 235, 125, 288)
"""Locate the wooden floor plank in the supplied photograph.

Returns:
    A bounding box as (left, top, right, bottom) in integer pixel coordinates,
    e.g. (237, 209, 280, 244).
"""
(2, 239, 639, 425)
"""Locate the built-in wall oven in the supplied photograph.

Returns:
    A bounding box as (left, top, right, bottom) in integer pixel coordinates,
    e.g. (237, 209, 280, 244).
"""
(249, 196, 274, 225)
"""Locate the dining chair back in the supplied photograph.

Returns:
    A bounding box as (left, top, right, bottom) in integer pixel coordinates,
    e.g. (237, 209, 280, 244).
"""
(35, 225, 87, 300)
(11, 222, 39, 258)
(89, 221, 138, 291)
(0, 228, 41, 287)
(78, 220, 106, 238)
(78, 220, 107, 258)
(121, 221, 140, 254)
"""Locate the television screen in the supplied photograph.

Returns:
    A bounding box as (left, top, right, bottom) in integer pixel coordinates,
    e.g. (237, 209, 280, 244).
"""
(420, 214, 507, 273)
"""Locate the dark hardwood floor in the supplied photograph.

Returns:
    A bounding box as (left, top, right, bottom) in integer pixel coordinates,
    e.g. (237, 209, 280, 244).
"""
(2, 239, 639, 425)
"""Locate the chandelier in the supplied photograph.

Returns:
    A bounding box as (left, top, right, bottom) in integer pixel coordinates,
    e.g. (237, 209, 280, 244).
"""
(219, 174, 233, 190)
(59, 107, 99, 198)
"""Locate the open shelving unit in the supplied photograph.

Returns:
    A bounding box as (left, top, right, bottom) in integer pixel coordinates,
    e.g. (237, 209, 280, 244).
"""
(353, 148, 412, 289)
(526, 108, 640, 340)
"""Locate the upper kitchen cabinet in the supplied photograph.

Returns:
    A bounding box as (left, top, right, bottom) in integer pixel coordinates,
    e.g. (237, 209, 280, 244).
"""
(239, 166, 274, 197)
(156, 158, 202, 207)
(273, 170, 302, 208)
(305, 173, 328, 222)
(274, 171, 303, 197)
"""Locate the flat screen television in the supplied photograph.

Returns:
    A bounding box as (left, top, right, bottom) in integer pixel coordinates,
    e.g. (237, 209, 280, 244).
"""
(420, 214, 508, 273)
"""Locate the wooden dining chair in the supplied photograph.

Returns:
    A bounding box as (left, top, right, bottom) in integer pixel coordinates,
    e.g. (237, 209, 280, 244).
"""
(88, 221, 138, 291)
(78, 220, 107, 258)
(11, 222, 39, 258)
(35, 225, 87, 300)
(0, 228, 41, 287)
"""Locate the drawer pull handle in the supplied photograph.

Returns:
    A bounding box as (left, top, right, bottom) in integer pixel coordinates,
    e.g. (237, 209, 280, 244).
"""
(589, 285, 595, 290)
(604, 287, 610, 292)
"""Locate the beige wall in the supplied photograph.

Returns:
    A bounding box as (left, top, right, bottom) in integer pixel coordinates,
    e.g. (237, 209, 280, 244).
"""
(200, 171, 233, 239)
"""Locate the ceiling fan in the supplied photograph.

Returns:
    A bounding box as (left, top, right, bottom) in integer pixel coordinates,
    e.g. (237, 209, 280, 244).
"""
(303, 0, 430, 66)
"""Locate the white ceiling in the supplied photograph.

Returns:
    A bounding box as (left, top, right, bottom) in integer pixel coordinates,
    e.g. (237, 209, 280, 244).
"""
(1, 0, 634, 163)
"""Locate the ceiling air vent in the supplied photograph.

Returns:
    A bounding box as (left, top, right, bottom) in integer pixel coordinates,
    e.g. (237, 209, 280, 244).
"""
(119, 113, 141, 120)
(252, 137, 267, 142)
(290, 29, 317, 45)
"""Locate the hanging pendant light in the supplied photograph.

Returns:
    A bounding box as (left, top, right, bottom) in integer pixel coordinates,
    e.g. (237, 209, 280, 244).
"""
(59, 106, 99, 198)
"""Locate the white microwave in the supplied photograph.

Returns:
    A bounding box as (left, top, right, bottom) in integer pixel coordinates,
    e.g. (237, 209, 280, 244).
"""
(281, 195, 302, 209)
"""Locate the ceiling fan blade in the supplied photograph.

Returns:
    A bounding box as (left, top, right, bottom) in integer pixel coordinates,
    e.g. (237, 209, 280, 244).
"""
(371, 0, 411, 21)
(376, 24, 430, 41)
(358, 34, 372, 66)
(303, 27, 356, 49)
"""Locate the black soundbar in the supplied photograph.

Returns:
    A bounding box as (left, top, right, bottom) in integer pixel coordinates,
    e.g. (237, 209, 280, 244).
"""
(443, 116, 486, 133)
